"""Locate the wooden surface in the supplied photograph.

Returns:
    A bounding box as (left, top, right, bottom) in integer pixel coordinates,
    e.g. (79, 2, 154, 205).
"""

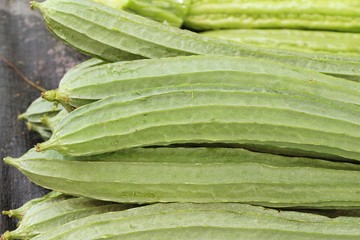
(0, 0, 87, 233)
(1, 0, 360, 235)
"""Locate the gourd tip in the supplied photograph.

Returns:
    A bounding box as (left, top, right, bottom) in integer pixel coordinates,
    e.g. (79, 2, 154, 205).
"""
(17, 113, 26, 120)
(3, 157, 15, 166)
(2, 210, 12, 217)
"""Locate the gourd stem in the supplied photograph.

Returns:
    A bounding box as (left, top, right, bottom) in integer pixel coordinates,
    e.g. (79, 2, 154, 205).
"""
(17, 113, 27, 120)
(3, 157, 17, 167)
(42, 90, 71, 111)
(30, 1, 39, 10)
(36, 140, 55, 152)
(42, 90, 57, 102)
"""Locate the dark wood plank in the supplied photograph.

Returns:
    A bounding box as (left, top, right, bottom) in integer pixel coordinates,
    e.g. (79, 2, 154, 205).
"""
(0, 0, 87, 233)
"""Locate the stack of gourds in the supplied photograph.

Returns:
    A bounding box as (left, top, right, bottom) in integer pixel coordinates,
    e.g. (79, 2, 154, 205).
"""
(2, 0, 360, 239)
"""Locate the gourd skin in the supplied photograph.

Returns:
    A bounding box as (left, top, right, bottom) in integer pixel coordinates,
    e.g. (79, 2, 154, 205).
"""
(18, 97, 62, 125)
(3, 197, 133, 239)
(42, 56, 360, 110)
(30, 203, 360, 240)
(5, 148, 360, 208)
(201, 29, 360, 55)
(32, 0, 360, 81)
(2, 191, 64, 221)
(185, 0, 360, 32)
(37, 88, 360, 161)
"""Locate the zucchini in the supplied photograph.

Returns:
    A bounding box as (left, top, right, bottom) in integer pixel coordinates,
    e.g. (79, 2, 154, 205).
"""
(37, 88, 360, 161)
(5, 148, 360, 208)
(2, 197, 134, 240)
(32, 0, 360, 81)
(201, 29, 360, 56)
(41, 56, 360, 110)
(30, 203, 360, 239)
(185, 0, 360, 32)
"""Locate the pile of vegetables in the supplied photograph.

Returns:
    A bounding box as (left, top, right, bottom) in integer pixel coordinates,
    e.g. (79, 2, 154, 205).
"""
(2, 0, 360, 239)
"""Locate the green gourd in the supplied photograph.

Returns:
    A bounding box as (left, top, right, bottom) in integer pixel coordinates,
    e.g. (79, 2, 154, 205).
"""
(31, 0, 360, 81)
(37, 87, 360, 161)
(30, 203, 360, 240)
(18, 97, 62, 126)
(95, 0, 191, 27)
(5, 148, 360, 207)
(2, 197, 134, 240)
(41, 56, 360, 110)
(184, 0, 360, 32)
(201, 29, 360, 56)
(2, 191, 64, 221)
